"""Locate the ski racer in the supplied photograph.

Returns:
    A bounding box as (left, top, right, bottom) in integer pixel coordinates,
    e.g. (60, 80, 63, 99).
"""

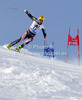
(7, 9, 47, 52)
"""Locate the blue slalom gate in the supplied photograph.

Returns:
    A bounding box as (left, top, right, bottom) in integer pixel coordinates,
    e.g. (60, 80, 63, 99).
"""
(44, 40, 54, 58)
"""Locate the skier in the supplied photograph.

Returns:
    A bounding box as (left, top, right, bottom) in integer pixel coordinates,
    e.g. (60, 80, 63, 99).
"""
(7, 9, 47, 52)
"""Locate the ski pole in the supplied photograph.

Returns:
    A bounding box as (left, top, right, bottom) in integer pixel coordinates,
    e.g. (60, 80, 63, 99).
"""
(5, 6, 24, 11)
(44, 39, 47, 48)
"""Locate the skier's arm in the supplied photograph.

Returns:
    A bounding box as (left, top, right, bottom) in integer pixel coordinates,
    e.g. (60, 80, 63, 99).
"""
(24, 10, 37, 21)
(42, 28, 47, 39)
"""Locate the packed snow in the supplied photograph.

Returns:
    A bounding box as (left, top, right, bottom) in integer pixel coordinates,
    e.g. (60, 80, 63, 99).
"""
(0, 45, 82, 100)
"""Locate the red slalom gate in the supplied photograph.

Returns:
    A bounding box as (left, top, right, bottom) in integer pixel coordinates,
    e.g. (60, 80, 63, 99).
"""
(66, 27, 80, 65)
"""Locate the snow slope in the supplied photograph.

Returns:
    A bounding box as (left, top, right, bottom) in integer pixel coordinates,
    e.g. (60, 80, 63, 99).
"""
(0, 45, 82, 100)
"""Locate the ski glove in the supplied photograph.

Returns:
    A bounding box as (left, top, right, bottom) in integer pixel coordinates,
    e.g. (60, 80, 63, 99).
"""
(44, 36, 47, 41)
(24, 9, 28, 14)
(44, 34, 47, 39)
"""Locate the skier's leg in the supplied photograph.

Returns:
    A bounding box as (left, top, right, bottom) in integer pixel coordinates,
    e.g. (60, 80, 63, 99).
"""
(7, 37, 21, 50)
(10, 31, 28, 45)
(16, 37, 34, 51)
(19, 31, 28, 42)
(10, 38, 21, 46)
(7, 31, 28, 50)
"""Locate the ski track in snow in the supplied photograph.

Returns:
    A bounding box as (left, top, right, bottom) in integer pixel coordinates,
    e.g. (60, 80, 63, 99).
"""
(0, 45, 82, 100)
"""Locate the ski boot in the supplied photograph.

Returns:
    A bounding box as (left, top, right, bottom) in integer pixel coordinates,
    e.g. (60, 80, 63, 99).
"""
(7, 44, 12, 50)
(16, 45, 22, 53)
